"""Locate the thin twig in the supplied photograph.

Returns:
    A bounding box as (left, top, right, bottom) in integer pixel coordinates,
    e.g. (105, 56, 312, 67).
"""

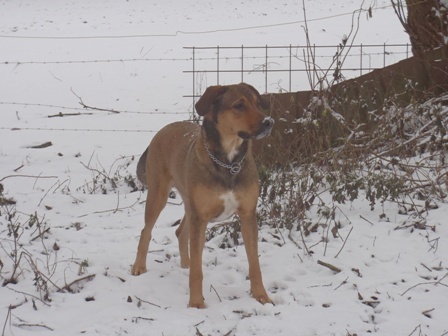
(134, 296, 162, 309)
(61, 274, 96, 293)
(334, 276, 349, 290)
(401, 272, 448, 296)
(420, 263, 433, 272)
(288, 230, 302, 250)
(38, 179, 62, 206)
(13, 164, 24, 172)
(421, 308, 435, 318)
(194, 320, 205, 327)
(359, 215, 374, 225)
(48, 112, 92, 118)
(77, 196, 140, 217)
(299, 224, 311, 255)
(72, 88, 120, 114)
(210, 284, 222, 302)
(224, 328, 236, 336)
(1, 300, 30, 336)
(334, 226, 353, 258)
(407, 324, 422, 336)
(30, 227, 50, 242)
(17, 323, 54, 331)
(0, 174, 58, 182)
(132, 316, 155, 323)
(21, 255, 63, 293)
(1, 307, 11, 336)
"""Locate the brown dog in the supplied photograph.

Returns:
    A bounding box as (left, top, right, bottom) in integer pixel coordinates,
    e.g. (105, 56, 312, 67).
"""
(131, 83, 274, 308)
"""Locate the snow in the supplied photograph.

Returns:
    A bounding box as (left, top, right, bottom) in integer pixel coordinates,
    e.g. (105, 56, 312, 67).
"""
(1, 1, 447, 336)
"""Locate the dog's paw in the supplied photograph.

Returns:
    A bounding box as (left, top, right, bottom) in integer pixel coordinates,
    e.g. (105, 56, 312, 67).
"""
(131, 264, 147, 276)
(180, 260, 190, 269)
(252, 292, 274, 306)
(188, 295, 206, 309)
(188, 300, 206, 309)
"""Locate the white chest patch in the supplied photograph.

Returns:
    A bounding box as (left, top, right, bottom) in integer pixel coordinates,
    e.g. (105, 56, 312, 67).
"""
(227, 147, 239, 162)
(211, 191, 239, 223)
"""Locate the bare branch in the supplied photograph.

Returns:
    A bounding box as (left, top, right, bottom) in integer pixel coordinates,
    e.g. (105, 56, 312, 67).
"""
(0, 175, 58, 182)
(71, 88, 120, 114)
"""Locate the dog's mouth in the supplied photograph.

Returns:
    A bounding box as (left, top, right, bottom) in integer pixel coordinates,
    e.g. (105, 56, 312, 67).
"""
(253, 117, 274, 140)
(238, 117, 274, 140)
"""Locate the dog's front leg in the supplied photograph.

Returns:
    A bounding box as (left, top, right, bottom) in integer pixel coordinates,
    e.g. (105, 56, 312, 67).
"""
(240, 212, 273, 305)
(188, 214, 207, 308)
(175, 215, 190, 269)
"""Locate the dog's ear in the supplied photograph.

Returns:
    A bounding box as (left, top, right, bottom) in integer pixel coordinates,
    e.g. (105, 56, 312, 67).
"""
(240, 83, 270, 110)
(195, 85, 227, 116)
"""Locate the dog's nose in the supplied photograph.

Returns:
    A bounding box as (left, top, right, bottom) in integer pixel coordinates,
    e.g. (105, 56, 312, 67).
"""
(253, 116, 274, 140)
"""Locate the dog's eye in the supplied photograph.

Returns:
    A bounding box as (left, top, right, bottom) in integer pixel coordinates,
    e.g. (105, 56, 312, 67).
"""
(233, 102, 244, 110)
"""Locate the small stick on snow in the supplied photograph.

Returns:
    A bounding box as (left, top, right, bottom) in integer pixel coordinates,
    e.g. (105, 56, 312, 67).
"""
(13, 164, 24, 172)
(132, 316, 155, 323)
(134, 296, 162, 309)
(61, 274, 96, 293)
(317, 260, 341, 273)
(359, 215, 374, 225)
(334, 276, 349, 290)
(47, 112, 93, 118)
(17, 323, 54, 331)
(210, 284, 222, 302)
(0, 174, 58, 182)
(420, 263, 433, 272)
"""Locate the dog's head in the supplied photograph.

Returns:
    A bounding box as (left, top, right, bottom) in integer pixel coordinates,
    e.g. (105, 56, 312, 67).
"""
(195, 83, 274, 141)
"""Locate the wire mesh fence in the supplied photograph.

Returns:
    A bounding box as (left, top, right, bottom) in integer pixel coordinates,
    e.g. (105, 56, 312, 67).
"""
(184, 43, 411, 109)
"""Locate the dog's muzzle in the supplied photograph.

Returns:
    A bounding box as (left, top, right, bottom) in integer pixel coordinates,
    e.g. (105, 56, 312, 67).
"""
(254, 117, 274, 140)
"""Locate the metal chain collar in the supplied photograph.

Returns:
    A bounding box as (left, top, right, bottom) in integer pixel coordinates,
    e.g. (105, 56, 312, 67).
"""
(203, 140, 245, 175)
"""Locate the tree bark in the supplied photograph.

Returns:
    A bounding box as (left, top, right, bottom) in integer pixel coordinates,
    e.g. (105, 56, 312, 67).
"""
(393, 0, 448, 57)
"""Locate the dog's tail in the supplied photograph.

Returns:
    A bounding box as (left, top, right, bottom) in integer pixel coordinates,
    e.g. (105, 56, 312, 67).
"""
(136, 147, 148, 186)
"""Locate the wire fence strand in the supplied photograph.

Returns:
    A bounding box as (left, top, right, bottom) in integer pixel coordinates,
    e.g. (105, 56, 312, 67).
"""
(0, 127, 158, 133)
(0, 58, 190, 65)
(0, 102, 190, 115)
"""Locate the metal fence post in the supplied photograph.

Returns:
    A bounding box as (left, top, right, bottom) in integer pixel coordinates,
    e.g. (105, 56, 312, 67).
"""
(217, 45, 220, 85)
(265, 45, 268, 93)
(289, 44, 292, 92)
(313, 44, 316, 89)
(192, 46, 195, 119)
(241, 45, 244, 83)
(360, 43, 363, 76)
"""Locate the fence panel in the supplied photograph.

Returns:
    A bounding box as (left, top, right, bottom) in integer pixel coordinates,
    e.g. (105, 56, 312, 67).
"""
(184, 43, 410, 109)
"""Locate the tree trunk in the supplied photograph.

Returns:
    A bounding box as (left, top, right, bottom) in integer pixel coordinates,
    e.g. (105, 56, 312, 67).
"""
(393, 0, 448, 57)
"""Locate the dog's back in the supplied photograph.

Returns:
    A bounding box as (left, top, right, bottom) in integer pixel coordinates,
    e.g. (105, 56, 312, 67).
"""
(136, 121, 200, 187)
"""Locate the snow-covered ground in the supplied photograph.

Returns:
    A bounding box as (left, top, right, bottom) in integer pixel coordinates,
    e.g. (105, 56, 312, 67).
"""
(1, 1, 447, 335)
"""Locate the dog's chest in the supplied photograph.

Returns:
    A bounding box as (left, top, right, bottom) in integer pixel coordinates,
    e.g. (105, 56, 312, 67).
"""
(211, 191, 239, 223)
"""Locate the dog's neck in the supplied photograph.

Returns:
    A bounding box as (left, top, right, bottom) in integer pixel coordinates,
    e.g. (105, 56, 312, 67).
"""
(202, 119, 248, 164)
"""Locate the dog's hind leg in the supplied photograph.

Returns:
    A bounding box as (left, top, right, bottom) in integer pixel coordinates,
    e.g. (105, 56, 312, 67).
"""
(175, 215, 190, 268)
(131, 178, 171, 276)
